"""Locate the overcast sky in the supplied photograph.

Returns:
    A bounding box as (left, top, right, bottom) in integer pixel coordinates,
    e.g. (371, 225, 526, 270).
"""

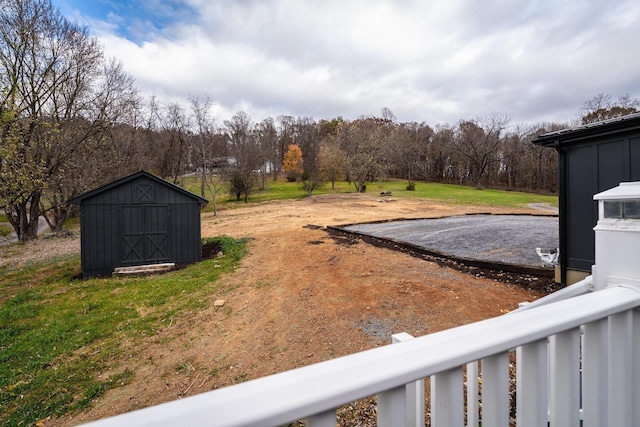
(51, 0, 640, 127)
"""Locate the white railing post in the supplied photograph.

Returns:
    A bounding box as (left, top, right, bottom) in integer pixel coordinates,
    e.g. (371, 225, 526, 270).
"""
(307, 410, 336, 427)
(466, 361, 479, 426)
(633, 309, 640, 423)
(481, 353, 509, 427)
(549, 328, 581, 426)
(431, 368, 463, 427)
(608, 311, 633, 426)
(516, 339, 548, 426)
(392, 333, 425, 427)
(582, 318, 608, 426)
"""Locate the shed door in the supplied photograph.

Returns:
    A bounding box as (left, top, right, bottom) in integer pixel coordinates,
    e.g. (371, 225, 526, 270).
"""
(121, 205, 170, 265)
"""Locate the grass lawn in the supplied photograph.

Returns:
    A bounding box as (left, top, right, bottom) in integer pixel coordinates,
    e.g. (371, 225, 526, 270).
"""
(0, 214, 11, 237)
(0, 237, 247, 426)
(180, 176, 557, 212)
(0, 224, 11, 237)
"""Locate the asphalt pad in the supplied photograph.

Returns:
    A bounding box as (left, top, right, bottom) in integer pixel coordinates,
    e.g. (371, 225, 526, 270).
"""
(343, 215, 559, 269)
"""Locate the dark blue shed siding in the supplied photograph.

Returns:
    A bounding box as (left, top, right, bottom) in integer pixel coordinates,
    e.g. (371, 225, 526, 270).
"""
(71, 172, 206, 277)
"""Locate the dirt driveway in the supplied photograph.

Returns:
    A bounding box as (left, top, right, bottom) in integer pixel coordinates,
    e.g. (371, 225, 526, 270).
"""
(44, 194, 551, 425)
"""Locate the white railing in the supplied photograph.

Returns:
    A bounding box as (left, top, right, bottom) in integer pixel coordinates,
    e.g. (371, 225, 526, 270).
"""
(84, 280, 640, 427)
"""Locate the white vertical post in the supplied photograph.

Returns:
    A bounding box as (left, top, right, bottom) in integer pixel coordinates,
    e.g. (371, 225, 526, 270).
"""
(481, 353, 509, 427)
(431, 368, 464, 427)
(307, 410, 336, 427)
(633, 309, 640, 423)
(549, 328, 581, 426)
(466, 361, 479, 427)
(582, 318, 608, 426)
(516, 339, 548, 426)
(378, 386, 407, 427)
(608, 311, 633, 426)
(392, 333, 425, 427)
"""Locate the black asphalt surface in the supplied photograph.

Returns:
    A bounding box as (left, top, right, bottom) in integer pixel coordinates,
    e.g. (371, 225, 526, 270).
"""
(343, 215, 559, 268)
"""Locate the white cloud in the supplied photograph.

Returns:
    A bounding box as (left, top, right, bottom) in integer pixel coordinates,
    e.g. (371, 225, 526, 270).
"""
(60, 0, 640, 126)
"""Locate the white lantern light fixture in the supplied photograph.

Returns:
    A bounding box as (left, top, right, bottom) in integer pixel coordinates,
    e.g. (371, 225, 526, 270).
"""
(592, 182, 640, 290)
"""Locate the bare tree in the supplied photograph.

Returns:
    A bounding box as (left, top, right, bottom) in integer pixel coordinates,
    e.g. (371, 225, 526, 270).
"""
(157, 102, 189, 183)
(499, 126, 528, 189)
(189, 94, 216, 196)
(318, 139, 346, 189)
(381, 107, 397, 122)
(277, 115, 295, 176)
(425, 125, 454, 182)
(43, 59, 140, 231)
(581, 93, 640, 124)
(0, 0, 138, 240)
(224, 111, 261, 202)
(452, 114, 510, 189)
(391, 121, 433, 190)
(337, 118, 389, 192)
(190, 94, 228, 214)
(255, 117, 278, 185)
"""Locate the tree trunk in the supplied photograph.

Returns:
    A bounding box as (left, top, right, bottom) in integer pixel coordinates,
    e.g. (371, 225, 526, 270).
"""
(8, 191, 43, 242)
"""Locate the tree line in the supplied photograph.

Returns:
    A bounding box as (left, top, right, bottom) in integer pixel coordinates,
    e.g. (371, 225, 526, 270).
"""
(2, 0, 639, 241)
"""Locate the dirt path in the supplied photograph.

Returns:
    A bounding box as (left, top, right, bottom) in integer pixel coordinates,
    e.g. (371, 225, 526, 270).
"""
(41, 194, 547, 426)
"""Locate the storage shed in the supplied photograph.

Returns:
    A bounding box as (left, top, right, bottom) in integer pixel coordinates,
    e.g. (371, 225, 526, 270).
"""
(533, 113, 640, 284)
(69, 171, 208, 277)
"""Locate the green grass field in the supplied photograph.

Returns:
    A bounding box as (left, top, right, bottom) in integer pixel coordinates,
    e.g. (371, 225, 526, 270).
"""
(181, 177, 557, 211)
(0, 224, 11, 237)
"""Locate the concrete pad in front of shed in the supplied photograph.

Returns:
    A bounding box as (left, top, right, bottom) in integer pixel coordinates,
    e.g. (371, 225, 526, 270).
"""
(343, 215, 558, 269)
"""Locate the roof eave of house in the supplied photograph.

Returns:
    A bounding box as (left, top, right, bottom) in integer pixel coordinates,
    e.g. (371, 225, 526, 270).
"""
(533, 113, 640, 147)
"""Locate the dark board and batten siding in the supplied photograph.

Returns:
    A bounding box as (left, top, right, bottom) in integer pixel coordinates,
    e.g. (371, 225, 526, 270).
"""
(69, 171, 208, 277)
(534, 113, 640, 284)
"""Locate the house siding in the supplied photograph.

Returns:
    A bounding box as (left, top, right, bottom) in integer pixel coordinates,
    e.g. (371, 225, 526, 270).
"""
(534, 115, 640, 283)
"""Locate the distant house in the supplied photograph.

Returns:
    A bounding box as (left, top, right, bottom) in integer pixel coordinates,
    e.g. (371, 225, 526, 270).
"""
(533, 113, 640, 284)
(69, 171, 208, 277)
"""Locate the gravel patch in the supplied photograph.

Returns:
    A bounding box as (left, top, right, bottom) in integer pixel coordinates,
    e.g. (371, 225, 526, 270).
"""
(344, 214, 559, 268)
(0, 232, 80, 268)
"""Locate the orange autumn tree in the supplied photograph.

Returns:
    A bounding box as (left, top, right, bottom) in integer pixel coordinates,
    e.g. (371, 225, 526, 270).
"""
(282, 144, 304, 181)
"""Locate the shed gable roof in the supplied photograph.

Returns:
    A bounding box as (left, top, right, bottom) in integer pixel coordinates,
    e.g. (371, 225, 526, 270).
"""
(533, 112, 640, 147)
(68, 170, 208, 205)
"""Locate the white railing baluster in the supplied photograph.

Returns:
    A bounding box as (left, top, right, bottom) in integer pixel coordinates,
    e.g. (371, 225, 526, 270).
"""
(392, 333, 425, 427)
(608, 311, 633, 426)
(404, 379, 425, 427)
(481, 353, 509, 427)
(582, 318, 608, 426)
(549, 328, 581, 426)
(466, 361, 479, 427)
(516, 339, 548, 426)
(306, 410, 335, 427)
(431, 367, 463, 426)
(378, 386, 406, 427)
